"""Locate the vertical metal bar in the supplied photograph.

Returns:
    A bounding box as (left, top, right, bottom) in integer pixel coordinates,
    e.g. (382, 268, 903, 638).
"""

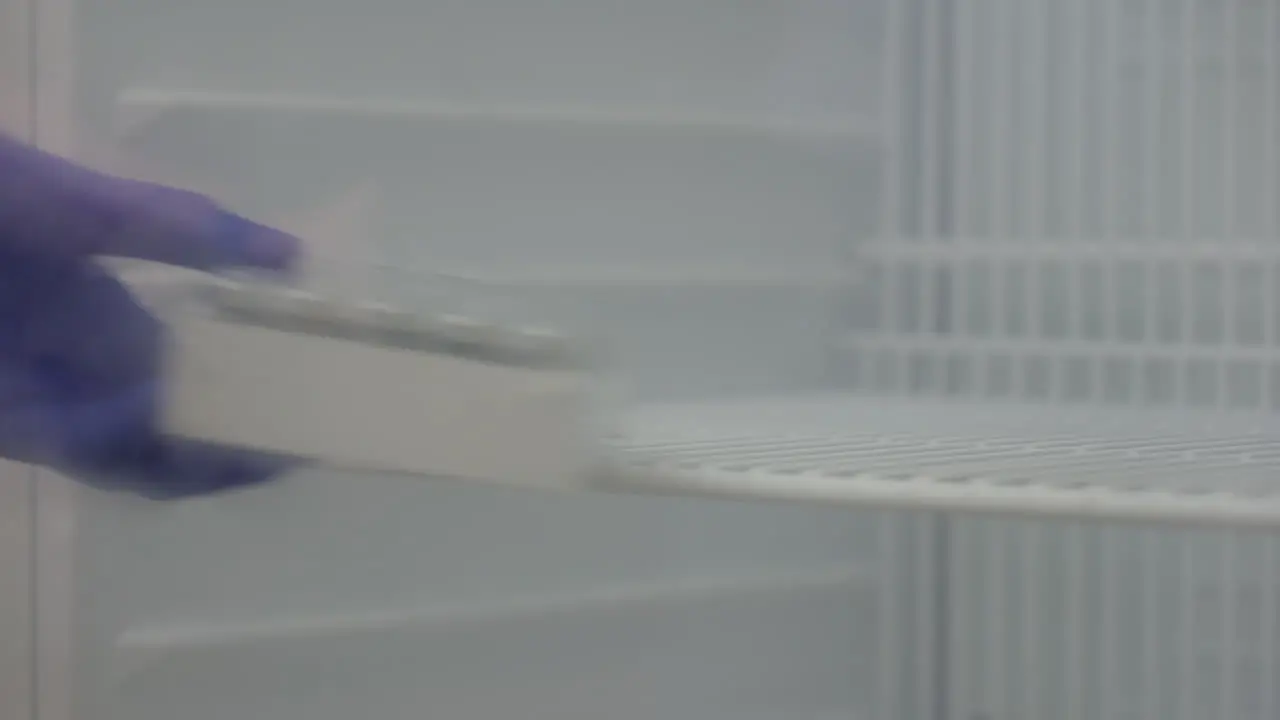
(1006, 0, 1032, 397)
(983, 262, 1004, 398)
(919, 0, 939, 242)
(1065, 0, 1093, 398)
(1027, 0, 1047, 243)
(1100, 0, 1121, 241)
(980, 0, 1013, 399)
(1099, 524, 1119, 720)
(948, 521, 970, 720)
(930, 516, 953, 720)
(1141, 530, 1162, 720)
(918, 258, 940, 386)
(1062, 0, 1089, 400)
(882, 267, 904, 394)
(882, 0, 905, 241)
(1086, 0, 1115, 395)
(1219, 530, 1237, 720)
(1180, 0, 1197, 244)
(1020, 519, 1041, 720)
(1139, 0, 1161, 406)
(1266, 278, 1277, 409)
(879, 259, 901, 394)
(1068, 0, 1088, 242)
(1023, 0, 1052, 398)
(987, 520, 1009, 720)
(1143, 0, 1163, 240)
(1175, 0, 1198, 405)
(1010, 0, 1036, 241)
(1064, 523, 1085, 720)
(991, 0, 1012, 242)
(1222, 0, 1237, 243)
(1177, 260, 1194, 409)
(878, 513, 901, 720)
(1178, 534, 1197, 720)
(1265, 0, 1279, 406)
(1098, 0, 1122, 403)
(915, 0, 942, 392)
(1218, 0, 1238, 409)
(954, 0, 974, 241)
(1144, 258, 1160, 355)
(1262, 532, 1277, 720)
(1269, 0, 1279, 239)
(1218, 262, 1239, 409)
(879, 0, 907, 395)
(1032, 0, 1071, 400)
(948, 0, 975, 397)
(1221, 260, 1238, 410)
(920, 515, 944, 720)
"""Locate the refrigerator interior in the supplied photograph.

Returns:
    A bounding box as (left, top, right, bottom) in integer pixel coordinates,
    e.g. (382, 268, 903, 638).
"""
(46, 1, 907, 720)
(21, 0, 1280, 719)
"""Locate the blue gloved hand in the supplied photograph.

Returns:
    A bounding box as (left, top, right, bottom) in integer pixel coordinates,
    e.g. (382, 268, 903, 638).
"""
(0, 134, 304, 498)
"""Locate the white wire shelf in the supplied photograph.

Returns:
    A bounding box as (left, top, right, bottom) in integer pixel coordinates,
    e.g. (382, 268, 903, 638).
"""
(602, 398, 1280, 529)
(115, 87, 884, 144)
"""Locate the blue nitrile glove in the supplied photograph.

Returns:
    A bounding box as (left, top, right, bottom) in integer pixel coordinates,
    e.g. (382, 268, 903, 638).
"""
(0, 133, 304, 498)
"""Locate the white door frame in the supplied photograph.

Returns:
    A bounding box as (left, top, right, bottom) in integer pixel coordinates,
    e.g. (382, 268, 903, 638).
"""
(0, 461, 35, 720)
(0, 0, 37, 715)
(30, 0, 84, 717)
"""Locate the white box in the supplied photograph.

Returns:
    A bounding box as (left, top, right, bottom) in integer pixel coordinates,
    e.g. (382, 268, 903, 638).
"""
(160, 282, 601, 491)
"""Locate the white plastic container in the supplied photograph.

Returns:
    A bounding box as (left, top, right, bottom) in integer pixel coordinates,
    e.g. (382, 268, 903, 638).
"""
(159, 276, 602, 491)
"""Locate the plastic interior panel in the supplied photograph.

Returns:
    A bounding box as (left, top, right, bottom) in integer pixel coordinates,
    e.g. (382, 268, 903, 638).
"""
(50, 2, 904, 720)
(36, 1, 1280, 720)
(69, 467, 901, 720)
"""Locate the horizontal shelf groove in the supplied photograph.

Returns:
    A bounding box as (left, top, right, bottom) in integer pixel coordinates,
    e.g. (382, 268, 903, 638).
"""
(117, 87, 884, 143)
(858, 239, 1280, 262)
(108, 259, 854, 290)
(840, 334, 1280, 364)
(116, 567, 864, 657)
(425, 266, 855, 288)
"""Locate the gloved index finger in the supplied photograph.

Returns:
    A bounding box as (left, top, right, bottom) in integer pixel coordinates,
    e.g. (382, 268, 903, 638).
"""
(0, 132, 302, 272)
